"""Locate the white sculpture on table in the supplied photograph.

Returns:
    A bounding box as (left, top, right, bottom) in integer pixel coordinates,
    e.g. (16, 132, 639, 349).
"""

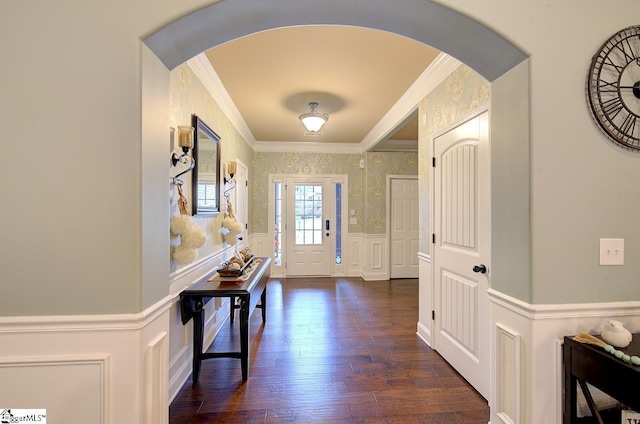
(601, 319, 632, 348)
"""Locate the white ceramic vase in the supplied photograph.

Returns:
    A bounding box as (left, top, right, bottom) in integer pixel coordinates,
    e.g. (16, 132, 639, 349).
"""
(600, 320, 632, 348)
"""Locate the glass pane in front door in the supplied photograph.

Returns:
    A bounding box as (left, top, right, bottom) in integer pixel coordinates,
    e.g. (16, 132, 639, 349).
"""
(294, 184, 323, 245)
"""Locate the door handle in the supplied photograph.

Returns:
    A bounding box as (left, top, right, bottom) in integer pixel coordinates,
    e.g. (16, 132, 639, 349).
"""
(325, 219, 330, 237)
(473, 264, 487, 274)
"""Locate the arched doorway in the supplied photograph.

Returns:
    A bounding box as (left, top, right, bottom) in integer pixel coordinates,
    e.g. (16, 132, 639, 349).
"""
(142, 0, 531, 415)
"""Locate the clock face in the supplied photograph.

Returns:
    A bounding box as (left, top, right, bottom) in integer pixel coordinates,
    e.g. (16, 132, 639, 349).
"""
(587, 25, 640, 151)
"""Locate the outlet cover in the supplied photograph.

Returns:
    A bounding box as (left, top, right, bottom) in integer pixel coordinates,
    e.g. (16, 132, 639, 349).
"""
(599, 238, 624, 266)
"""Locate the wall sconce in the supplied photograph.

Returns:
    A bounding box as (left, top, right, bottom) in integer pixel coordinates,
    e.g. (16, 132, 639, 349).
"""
(172, 125, 194, 166)
(224, 161, 237, 185)
(171, 125, 195, 185)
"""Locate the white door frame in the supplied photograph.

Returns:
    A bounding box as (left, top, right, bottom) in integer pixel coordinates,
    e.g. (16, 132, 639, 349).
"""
(386, 175, 419, 279)
(268, 173, 348, 277)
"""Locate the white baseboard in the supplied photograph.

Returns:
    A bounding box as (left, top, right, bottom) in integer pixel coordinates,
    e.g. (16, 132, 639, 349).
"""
(416, 321, 432, 347)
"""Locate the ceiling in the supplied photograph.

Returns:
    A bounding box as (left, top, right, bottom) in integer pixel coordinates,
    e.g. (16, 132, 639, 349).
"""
(202, 26, 441, 151)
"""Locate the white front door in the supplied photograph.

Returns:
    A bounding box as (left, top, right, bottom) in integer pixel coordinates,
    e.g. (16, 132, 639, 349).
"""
(433, 110, 490, 400)
(389, 178, 419, 279)
(285, 177, 331, 276)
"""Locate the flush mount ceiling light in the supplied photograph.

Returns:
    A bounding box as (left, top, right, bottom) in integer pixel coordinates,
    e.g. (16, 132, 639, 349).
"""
(299, 102, 329, 132)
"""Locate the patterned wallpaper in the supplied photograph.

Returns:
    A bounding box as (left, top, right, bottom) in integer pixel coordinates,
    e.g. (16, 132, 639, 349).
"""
(169, 64, 253, 271)
(417, 64, 490, 253)
(251, 152, 365, 233)
(251, 151, 418, 235)
(365, 152, 418, 234)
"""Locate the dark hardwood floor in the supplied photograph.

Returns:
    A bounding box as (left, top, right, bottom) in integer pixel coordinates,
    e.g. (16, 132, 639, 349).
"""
(170, 277, 489, 423)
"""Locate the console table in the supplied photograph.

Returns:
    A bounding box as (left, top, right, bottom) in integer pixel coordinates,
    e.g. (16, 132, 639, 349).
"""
(563, 333, 640, 423)
(180, 257, 270, 384)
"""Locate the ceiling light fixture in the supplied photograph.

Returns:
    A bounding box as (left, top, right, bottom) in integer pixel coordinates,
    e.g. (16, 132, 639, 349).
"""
(299, 102, 329, 132)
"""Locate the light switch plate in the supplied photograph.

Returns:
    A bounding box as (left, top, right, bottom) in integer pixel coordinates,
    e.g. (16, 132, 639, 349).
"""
(599, 238, 624, 265)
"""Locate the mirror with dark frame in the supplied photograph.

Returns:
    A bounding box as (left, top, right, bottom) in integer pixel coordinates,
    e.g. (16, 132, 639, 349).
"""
(191, 114, 221, 215)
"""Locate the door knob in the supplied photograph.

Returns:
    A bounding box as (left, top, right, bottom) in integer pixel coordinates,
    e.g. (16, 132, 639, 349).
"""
(473, 264, 487, 274)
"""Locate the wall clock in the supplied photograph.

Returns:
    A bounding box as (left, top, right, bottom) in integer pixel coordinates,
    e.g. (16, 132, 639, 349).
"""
(586, 25, 640, 151)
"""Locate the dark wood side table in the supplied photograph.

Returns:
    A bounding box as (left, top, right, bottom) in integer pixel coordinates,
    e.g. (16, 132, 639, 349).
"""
(180, 257, 271, 384)
(563, 333, 640, 423)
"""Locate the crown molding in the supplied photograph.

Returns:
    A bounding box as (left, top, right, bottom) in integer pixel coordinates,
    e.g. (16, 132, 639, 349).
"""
(253, 140, 363, 154)
(373, 139, 418, 151)
(188, 52, 459, 154)
(359, 52, 460, 151)
(187, 54, 256, 147)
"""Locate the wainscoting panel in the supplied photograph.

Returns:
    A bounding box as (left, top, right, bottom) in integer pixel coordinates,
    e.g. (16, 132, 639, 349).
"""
(495, 323, 520, 424)
(347, 233, 363, 277)
(0, 295, 172, 423)
(168, 298, 191, 402)
(146, 332, 168, 424)
(363, 234, 388, 281)
(0, 354, 110, 423)
(489, 288, 640, 424)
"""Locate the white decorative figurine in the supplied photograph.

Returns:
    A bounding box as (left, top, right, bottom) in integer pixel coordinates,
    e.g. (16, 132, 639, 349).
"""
(600, 320, 632, 348)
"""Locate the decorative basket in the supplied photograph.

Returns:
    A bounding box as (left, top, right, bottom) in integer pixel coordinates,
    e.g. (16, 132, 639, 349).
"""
(217, 256, 254, 277)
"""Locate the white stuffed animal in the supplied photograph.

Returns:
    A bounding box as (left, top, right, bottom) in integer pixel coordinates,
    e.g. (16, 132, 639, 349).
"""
(600, 320, 632, 348)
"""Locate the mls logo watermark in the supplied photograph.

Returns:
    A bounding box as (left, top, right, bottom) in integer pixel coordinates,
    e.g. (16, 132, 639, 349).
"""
(0, 410, 46, 423)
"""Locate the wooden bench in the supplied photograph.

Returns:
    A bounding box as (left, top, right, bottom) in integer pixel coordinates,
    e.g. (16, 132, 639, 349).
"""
(180, 257, 270, 384)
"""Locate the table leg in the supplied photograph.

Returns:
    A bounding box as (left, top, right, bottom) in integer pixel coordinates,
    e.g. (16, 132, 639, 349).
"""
(230, 296, 235, 325)
(578, 380, 604, 424)
(261, 287, 267, 323)
(192, 299, 205, 385)
(563, 345, 577, 424)
(239, 295, 249, 381)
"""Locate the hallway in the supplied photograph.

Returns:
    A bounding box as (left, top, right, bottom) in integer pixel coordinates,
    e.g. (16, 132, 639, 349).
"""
(169, 277, 489, 423)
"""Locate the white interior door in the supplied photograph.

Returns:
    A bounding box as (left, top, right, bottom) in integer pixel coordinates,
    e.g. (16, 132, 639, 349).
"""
(390, 178, 419, 279)
(234, 161, 248, 249)
(285, 177, 331, 276)
(433, 111, 490, 400)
